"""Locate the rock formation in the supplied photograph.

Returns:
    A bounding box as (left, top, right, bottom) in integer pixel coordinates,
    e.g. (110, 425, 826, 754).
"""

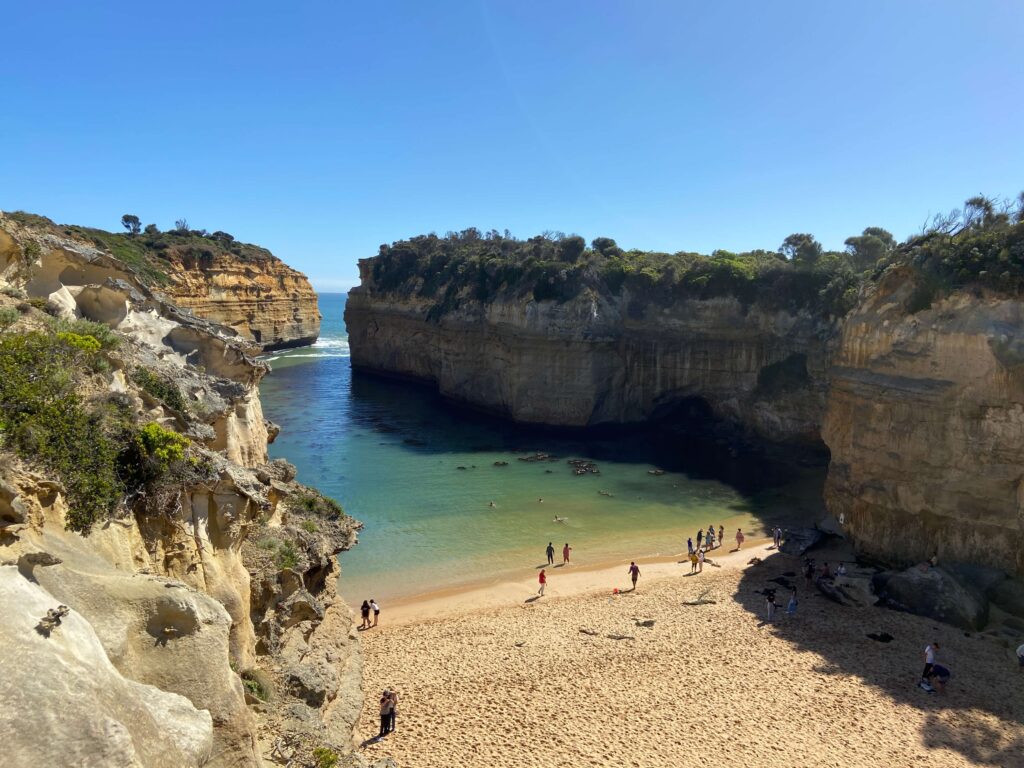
(823, 266, 1024, 577)
(0, 212, 364, 767)
(160, 248, 321, 351)
(346, 263, 834, 444)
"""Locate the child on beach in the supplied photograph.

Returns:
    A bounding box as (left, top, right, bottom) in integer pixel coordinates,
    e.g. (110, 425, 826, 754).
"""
(538, 569, 547, 596)
(628, 561, 640, 590)
(689, 551, 698, 574)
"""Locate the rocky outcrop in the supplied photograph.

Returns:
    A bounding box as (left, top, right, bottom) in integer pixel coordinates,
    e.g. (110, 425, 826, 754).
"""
(0, 215, 365, 766)
(346, 266, 835, 444)
(877, 565, 990, 630)
(823, 266, 1024, 577)
(160, 249, 321, 351)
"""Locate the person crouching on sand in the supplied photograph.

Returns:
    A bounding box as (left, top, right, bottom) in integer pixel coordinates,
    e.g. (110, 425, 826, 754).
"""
(538, 569, 547, 596)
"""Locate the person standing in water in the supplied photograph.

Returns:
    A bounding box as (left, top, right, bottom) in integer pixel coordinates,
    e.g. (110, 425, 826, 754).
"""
(562, 543, 572, 564)
(628, 561, 640, 590)
(546, 542, 555, 565)
(735, 529, 745, 550)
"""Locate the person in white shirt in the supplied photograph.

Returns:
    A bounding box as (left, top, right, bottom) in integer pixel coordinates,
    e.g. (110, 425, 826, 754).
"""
(370, 599, 380, 627)
(920, 641, 940, 690)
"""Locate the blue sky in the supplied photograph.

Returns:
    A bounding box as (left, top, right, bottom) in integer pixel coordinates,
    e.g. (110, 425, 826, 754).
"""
(2, 1, 1021, 291)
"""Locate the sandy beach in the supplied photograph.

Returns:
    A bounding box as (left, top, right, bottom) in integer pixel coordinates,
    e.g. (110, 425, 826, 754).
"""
(354, 542, 1024, 768)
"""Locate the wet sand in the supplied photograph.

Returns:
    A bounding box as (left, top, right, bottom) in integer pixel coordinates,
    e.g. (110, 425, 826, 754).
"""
(354, 543, 1024, 768)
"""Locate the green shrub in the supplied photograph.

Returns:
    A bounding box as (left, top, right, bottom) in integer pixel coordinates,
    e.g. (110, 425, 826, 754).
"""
(276, 540, 299, 570)
(240, 669, 273, 702)
(56, 331, 101, 352)
(131, 367, 187, 412)
(0, 307, 18, 332)
(300, 519, 319, 533)
(27, 296, 49, 310)
(290, 492, 343, 519)
(0, 331, 128, 532)
(312, 747, 339, 768)
(51, 318, 120, 350)
(135, 422, 190, 471)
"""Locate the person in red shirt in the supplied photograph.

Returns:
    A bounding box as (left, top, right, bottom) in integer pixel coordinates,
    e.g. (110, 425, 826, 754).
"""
(538, 569, 547, 596)
(562, 543, 572, 564)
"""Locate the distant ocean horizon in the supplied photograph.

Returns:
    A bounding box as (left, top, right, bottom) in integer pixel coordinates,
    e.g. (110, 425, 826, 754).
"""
(259, 293, 823, 605)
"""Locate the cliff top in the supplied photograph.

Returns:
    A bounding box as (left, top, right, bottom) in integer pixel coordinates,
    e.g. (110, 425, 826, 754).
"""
(361, 194, 1024, 322)
(3, 211, 287, 287)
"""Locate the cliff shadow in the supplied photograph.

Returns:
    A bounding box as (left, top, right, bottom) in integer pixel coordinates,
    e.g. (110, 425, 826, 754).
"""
(733, 547, 1024, 765)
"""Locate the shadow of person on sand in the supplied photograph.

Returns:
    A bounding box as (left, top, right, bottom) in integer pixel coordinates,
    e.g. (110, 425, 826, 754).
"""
(735, 552, 1024, 766)
(359, 736, 384, 748)
(524, 595, 541, 604)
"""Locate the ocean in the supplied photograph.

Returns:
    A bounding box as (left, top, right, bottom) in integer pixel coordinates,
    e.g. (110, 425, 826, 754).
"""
(259, 293, 823, 605)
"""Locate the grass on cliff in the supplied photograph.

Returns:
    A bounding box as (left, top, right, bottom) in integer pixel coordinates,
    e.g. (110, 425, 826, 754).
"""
(0, 326, 198, 533)
(5, 211, 282, 288)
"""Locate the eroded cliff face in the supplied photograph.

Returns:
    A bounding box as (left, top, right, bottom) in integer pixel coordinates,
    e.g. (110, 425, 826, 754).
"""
(160, 250, 321, 351)
(346, 265, 835, 444)
(823, 267, 1024, 576)
(0, 213, 364, 767)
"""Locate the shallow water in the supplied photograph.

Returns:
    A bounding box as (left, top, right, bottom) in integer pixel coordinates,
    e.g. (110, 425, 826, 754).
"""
(260, 294, 823, 604)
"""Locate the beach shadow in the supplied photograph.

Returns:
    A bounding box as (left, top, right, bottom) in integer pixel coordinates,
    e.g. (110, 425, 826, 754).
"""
(359, 736, 385, 748)
(554, 564, 566, 568)
(535, 564, 550, 569)
(524, 595, 541, 603)
(734, 552, 1024, 766)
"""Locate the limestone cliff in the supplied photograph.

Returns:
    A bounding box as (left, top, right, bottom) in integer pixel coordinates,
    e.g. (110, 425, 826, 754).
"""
(159, 248, 321, 351)
(0, 212, 364, 767)
(823, 266, 1024, 576)
(0, 212, 320, 351)
(346, 262, 835, 444)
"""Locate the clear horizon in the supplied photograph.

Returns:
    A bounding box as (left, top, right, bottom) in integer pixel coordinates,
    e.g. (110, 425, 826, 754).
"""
(2, 1, 1021, 292)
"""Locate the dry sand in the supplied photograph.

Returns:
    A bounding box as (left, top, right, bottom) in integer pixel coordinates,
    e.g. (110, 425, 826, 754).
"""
(354, 543, 1024, 767)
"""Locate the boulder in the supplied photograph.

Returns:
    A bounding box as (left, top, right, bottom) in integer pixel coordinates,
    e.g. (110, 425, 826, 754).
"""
(880, 566, 989, 630)
(779, 527, 825, 556)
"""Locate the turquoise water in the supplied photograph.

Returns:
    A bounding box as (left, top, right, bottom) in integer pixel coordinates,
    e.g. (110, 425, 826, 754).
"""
(260, 294, 821, 604)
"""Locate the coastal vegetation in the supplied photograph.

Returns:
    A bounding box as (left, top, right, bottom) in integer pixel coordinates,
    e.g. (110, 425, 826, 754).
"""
(367, 193, 1024, 323)
(5, 210, 279, 286)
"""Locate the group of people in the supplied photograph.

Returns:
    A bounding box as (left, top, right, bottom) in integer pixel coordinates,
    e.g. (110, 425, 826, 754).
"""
(538, 542, 573, 596)
(359, 599, 381, 630)
(764, 586, 799, 621)
(684, 525, 748, 574)
(377, 689, 399, 737)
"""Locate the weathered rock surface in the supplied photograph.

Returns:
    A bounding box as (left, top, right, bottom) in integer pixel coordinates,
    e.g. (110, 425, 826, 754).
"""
(879, 566, 989, 630)
(823, 266, 1024, 577)
(160, 248, 320, 351)
(0, 566, 214, 768)
(346, 266, 836, 443)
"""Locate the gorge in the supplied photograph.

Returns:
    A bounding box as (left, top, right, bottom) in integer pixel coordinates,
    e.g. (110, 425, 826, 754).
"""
(345, 219, 1024, 582)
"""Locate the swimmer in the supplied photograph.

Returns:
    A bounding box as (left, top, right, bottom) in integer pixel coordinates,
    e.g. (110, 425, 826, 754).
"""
(538, 498, 544, 503)
(553, 515, 567, 524)
(488, 501, 496, 508)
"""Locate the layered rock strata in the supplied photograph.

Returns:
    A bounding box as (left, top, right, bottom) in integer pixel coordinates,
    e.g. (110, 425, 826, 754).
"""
(346, 264, 835, 444)
(823, 266, 1024, 577)
(160, 249, 321, 351)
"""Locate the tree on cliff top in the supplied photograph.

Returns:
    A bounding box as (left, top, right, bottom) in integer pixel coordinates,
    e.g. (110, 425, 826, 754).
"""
(121, 214, 141, 235)
(779, 233, 823, 266)
(844, 227, 895, 271)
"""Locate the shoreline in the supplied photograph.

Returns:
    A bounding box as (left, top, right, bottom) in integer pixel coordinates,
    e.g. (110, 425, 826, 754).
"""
(374, 536, 773, 627)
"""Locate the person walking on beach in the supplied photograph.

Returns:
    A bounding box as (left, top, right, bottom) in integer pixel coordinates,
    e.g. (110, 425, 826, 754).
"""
(546, 542, 555, 565)
(687, 537, 694, 555)
(773, 526, 782, 549)
(765, 589, 777, 622)
(563, 543, 572, 564)
(370, 599, 380, 627)
(538, 569, 547, 596)
(360, 600, 371, 630)
(735, 528, 745, 550)
(628, 561, 640, 590)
